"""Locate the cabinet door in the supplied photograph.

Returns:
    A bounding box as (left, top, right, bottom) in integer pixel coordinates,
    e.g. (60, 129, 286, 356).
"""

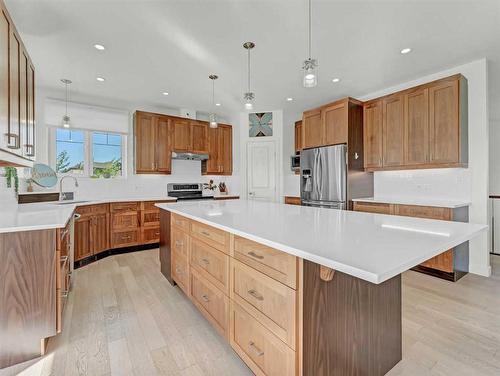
(404, 88, 429, 165)
(363, 101, 383, 169)
(302, 109, 322, 149)
(429, 79, 459, 164)
(26, 60, 35, 159)
(323, 102, 347, 146)
(294, 121, 302, 152)
(19, 49, 27, 157)
(0, 11, 7, 151)
(190, 121, 208, 153)
(382, 95, 404, 167)
(8, 29, 20, 152)
(156, 116, 172, 173)
(92, 213, 109, 255)
(205, 126, 219, 174)
(135, 112, 156, 173)
(172, 118, 190, 151)
(74, 216, 92, 261)
(219, 125, 232, 174)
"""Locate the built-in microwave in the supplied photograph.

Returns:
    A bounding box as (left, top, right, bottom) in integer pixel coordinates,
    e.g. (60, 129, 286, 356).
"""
(290, 152, 300, 172)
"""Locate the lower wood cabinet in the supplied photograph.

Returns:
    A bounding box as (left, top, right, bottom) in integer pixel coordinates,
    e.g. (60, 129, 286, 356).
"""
(284, 196, 301, 206)
(353, 201, 469, 280)
(169, 215, 300, 376)
(75, 204, 110, 261)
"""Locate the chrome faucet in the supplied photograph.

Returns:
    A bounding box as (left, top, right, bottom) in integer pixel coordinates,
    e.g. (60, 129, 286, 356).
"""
(59, 176, 79, 201)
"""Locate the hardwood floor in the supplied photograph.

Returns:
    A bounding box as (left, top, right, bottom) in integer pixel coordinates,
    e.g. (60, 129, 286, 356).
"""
(1, 250, 499, 376)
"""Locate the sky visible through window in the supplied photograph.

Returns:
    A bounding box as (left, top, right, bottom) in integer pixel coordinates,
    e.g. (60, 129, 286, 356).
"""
(56, 129, 84, 174)
(92, 132, 122, 177)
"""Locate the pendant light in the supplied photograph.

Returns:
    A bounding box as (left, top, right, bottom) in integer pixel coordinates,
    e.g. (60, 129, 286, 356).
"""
(208, 74, 218, 129)
(243, 42, 255, 110)
(61, 79, 72, 128)
(302, 0, 318, 88)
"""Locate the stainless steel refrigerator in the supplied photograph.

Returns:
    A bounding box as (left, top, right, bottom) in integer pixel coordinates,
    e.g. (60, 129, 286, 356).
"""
(300, 144, 347, 209)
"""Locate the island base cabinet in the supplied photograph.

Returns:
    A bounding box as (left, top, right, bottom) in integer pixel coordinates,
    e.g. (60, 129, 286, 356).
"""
(302, 261, 402, 376)
(230, 302, 296, 376)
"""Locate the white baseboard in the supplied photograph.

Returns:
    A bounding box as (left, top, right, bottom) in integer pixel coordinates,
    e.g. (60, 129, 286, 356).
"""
(468, 263, 492, 277)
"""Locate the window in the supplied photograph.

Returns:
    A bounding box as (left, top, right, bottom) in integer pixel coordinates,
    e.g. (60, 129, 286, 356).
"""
(52, 128, 126, 178)
(56, 129, 85, 174)
(92, 132, 123, 178)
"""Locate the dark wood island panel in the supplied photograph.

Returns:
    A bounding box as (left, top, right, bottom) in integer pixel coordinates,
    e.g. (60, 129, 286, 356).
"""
(302, 260, 402, 376)
(0, 229, 56, 368)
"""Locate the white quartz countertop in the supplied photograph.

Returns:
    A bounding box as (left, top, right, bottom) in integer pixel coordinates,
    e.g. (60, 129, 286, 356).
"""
(156, 200, 486, 284)
(352, 197, 470, 209)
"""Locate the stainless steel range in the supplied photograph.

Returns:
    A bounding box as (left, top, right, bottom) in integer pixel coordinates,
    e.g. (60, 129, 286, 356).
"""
(167, 183, 213, 200)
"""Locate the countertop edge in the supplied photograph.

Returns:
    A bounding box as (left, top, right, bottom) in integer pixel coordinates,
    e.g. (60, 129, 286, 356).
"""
(352, 197, 471, 209)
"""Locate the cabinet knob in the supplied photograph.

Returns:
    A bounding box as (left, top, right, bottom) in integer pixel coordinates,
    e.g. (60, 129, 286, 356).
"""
(201, 294, 210, 303)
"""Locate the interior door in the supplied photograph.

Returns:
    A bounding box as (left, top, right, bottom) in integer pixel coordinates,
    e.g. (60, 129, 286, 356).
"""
(247, 141, 276, 201)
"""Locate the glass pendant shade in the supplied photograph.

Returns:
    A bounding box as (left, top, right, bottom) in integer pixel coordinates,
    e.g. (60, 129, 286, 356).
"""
(62, 115, 71, 128)
(209, 113, 218, 128)
(303, 58, 318, 88)
(244, 92, 254, 111)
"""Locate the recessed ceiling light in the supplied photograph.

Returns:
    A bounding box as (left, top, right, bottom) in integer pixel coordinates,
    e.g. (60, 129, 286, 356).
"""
(286, 97, 293, 101)
(162, 92, 169, 96)
(94, 44, 105, 51)
(96, 77, 105, 82)
(400, 48, 412, 54)
(215, 103, 221, 106)
(332, 78, 340, 83)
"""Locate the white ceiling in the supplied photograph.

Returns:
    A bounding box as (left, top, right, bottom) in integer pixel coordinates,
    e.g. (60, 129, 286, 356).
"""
(5, 0, 500, 119)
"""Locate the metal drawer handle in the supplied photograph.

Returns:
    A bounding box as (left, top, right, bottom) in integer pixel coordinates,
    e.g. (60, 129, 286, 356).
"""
(201, 294, 210, 303)
(175, 267, 183, 275)
(247, 251, 264, 260)
(60, 255, 69, 263)
(122, 235, 132, 240)
(61, 290, 69, 298)
(201, 230, 210, 237)
(74, 213, 81, 220)
(248, 289, 264, 301)
(248, 341, 264, 357)
(201, 258, 210, 265)
(175, 240, 183, 247)
(155, 232, 160, 236)
(175, 220, 183, 226)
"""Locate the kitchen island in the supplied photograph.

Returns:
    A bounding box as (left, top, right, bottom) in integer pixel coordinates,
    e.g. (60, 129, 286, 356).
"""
(156, 199, 486, 376)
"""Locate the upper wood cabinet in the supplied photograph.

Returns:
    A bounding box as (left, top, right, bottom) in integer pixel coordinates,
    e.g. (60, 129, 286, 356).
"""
(363, 100, 383, 169)
(363, 74, 467, 171)
(0, 3, 36, 163)
(323, 101, 348, 146)
(203, 124, 232, 175)
(134, 111, 233, 175)
(382, 95, 404, 167)
(294, 120, 302, 152)
(302, 109, 322, 149)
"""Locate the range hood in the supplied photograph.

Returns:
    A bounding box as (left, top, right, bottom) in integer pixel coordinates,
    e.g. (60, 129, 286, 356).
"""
(172, 151, 209, 161)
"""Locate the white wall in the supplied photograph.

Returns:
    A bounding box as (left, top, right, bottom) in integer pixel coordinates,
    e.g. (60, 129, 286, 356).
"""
(239, 110, 283, 202)
(490, 119, 500, 194)
(0, 86, 241, 203)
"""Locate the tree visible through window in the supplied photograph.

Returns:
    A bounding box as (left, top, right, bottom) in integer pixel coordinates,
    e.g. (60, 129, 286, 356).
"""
(92, 132, 122, 178)
(56, 129, 85, 174)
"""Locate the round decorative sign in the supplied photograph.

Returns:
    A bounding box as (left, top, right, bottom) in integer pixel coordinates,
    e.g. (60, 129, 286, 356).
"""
(31, 163, 58, 188)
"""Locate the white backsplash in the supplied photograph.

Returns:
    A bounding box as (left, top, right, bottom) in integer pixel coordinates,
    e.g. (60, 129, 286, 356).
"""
(373, 168, 471, 202)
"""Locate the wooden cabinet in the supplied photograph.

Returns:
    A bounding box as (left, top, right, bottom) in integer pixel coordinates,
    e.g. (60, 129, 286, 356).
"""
(0, 3, 35, 162)
(190, 121, 208, 153)
(203, 124, 232, 175)
(110, 202, 139, 248)
(364, 74, 467, 171)
(284, 196, 301, 206)
(294, 120, 302, 152)
(353, 201, 392, 215)
(302, 108, 322, 149)
(323, 101, 348, 146)
(74, 204, 110, 261)
(172, 117, 191, 151)
(363, 100, 383, 169)
(134, 112, 172, 174)
(382, 95, 404, 167)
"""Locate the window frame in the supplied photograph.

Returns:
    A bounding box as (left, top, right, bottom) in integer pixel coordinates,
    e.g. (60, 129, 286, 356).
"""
(50, 127, 127, 179)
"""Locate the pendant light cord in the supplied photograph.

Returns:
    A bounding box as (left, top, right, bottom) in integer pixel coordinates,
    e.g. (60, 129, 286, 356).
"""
(212, 79, 215, 108)
(308, 0, 312, 59)
(247, 48, 251, 92)
(65, 82, 68, 116)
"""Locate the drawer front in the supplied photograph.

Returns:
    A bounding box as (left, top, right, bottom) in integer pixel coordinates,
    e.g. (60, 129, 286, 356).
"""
(353, 202, 392, 214)
(141, 200, 171, 211)
(171, 230, 189, 259)
(190, 238, 229, 294)
(142, 210, 160, 227)
(110, 202, 139, 213)
(190, 268, 229, 337)
(112, 212, 139, 230)
(234, 236, 297, 289)
(172, 249, 189, 294)
(142, 227, 160, 244)
(76, 205, 94, 216)
(112, 230, 139, 248)
(92, 203, 109, 215)
(395, 204, 451, 220)
(231, 259, 296, 349)
(191, 221, 230, 253)
(172, 213, 190, 232)
(230, 302, 295, 376)
(420, 249, 454, 272)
